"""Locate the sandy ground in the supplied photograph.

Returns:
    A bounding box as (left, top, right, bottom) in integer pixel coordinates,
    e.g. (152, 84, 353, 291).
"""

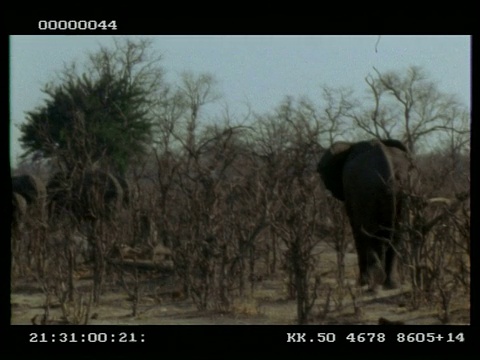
(10, 284, 469, 326)
(10, 244, 470, 325)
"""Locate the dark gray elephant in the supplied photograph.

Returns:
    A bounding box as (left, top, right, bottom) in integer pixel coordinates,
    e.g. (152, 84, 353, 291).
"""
(47, 170, 124, 222)
(318, 139, 413, 289)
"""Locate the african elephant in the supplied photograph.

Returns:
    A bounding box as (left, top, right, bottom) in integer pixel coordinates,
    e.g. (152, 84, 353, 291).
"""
(318, 139, 413, 289)
(47, 170, 124, 222)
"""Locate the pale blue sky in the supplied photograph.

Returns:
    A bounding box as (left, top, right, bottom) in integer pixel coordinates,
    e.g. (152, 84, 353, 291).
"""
(9, 35, 471, 166)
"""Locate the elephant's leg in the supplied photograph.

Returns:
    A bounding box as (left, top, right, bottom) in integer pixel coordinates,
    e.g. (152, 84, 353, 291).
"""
(354, 235, 370, 286)
(365, 239, 386, 288)
(357, 250, 369, 286)
(384, 244, 399, 289)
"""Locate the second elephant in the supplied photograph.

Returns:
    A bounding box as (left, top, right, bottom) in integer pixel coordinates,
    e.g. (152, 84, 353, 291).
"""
(318, 139, 413, 289)
(48, 170, 125, 222)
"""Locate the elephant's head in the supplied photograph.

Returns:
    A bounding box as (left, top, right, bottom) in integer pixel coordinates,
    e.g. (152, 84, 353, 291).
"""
(12, 174, 46, 206)
(47, 170, 124, 222)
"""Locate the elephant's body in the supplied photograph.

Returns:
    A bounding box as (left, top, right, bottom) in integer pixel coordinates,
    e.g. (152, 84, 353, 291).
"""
(318, 139, 412, 289)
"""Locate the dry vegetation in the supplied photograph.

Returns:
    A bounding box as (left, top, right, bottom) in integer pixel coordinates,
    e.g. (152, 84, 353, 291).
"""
(10, 41, 470, 325)
(10, 118, 470, 325)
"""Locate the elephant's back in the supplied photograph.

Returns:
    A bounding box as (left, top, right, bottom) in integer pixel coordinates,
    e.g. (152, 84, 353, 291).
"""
(344, 142, 394, 189)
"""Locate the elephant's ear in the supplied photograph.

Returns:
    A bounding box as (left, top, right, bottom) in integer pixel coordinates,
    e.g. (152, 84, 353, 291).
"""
(317, 142, 352, 201)
(381, 139, 408, 153)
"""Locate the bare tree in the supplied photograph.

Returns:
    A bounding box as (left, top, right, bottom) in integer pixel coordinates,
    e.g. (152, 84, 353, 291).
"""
(345, 66, 469, 154)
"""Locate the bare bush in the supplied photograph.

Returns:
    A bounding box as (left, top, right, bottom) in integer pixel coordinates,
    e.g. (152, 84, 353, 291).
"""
(12, 59, 469, 325)
(397, 146, 469, 320)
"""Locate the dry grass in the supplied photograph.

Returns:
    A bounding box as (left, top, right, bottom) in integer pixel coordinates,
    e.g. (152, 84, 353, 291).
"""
(11, 240, 469, 325)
